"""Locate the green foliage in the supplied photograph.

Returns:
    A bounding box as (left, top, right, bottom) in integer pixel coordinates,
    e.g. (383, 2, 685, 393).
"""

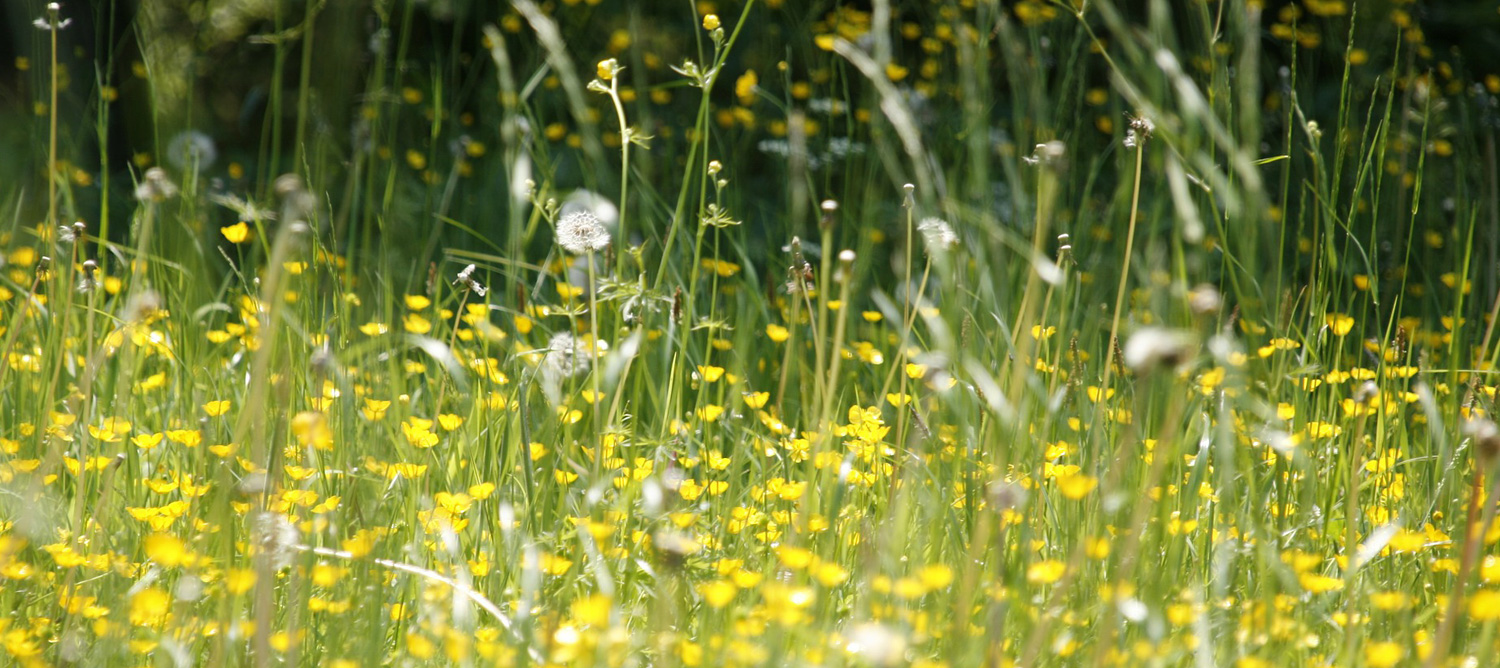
(2, 0, 1500, 666)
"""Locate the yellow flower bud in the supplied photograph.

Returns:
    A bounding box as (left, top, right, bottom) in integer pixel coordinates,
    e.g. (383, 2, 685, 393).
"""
(703, 14, 720, 30)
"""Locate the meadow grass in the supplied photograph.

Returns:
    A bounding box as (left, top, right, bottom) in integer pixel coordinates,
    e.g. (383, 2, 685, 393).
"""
(2, 0, 1499, 666)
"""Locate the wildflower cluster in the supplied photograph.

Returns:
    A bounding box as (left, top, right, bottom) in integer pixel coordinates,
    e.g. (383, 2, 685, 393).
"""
(0, 0, 1496, 667)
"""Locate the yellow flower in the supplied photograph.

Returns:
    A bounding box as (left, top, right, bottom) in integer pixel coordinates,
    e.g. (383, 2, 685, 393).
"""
(136, 371, 167, 392)
(403, 313, 432, 334)
(1085, 537, 1111, 560)
(226, 568, 256, 594)
(88, 417, 131, 442)
(144, 533, 191, 567)
(1306, 421, 1342, 439)
(1298, 573, 1343, 593)
(1470, 589, 1500, 620)
(767, 323, 789, 343)
(597, 58, 618, 81)
(917, 564, 953, 590)
(208, 443, 237, 458)
(699, 580, 737, 608)
(680, 641, 703, 666)
(1363, 641, 1404, 668)
(129, 587, 171, 627)
(1388, 529, 1427, 553)
(203, 400, 231, 417)
(1026, 559, 1066, 585)
(1325, 313, 1355, 336)
(702, 14, 720, 30)
(221, 222, 250, 244)
(571, 594, 611, 627)
(814, 561, 848, 586)
(735, 70, 758, 104)
(696, 404, 724, 422)
(1369, 591, 1411, 611)
(311, 563, 345, 587)
(537, 553, 573, 576)
(131, 432, 164, 450)
(1305, 0, 1348, 17)
(774, 480, 806, 501)
(342, 530, 377, 558)
(401, 418, 439, 448)
(893, 576, 926, 599)
(743, 391, 770, 409)
(362, 399, 391, 420)
(1055, 473, 1098, 500)
(777, 546, 815, 570)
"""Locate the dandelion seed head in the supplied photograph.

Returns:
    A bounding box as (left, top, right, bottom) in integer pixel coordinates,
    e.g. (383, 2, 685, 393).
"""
(844, 623, 908, 667)
(77, 260, 98, 294)
(544, 332, 590, 380)
(274, 173, 317, 223)
(122, 289, 163, 323)
(560, 189, 618, 227)
(134, 167, 178, 203)
(34, 3, 71, 31)
(555, 211, 610, 254)
(1024, 140, 1067, 169)
(987, 480, 1028, 512)
(1465, 417, 1500, 461)
(1123, 327, 1196, 375)
(1188, 284, 1222, 315)
(166, 130, 217, 173)
(917, 217, 958, 252)
(453, 263, 487, 297)
(252, 512, 301, 570)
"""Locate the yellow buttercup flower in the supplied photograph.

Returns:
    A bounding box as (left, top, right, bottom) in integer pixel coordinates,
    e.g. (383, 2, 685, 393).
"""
(597, 58, 618, 81)
(221, 222, 250, 244)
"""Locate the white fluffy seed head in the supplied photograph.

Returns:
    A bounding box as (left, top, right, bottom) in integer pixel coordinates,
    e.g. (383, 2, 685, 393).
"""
(544, 332, 590, 380)
(252, 512, 301, 570)
(555, 211, 610, 254)
(917, 217, 958, 253)
(1123, 327, 1196, 375)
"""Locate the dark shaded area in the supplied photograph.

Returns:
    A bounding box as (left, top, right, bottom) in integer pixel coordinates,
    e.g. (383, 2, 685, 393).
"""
(0, 0, 1498, 277)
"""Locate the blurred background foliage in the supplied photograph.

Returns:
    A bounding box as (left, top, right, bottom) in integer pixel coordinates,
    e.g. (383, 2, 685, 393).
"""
(0, 0, 1498, 306)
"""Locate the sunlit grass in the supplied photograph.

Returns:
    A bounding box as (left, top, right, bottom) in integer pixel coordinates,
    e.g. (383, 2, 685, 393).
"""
(2, 1, 1499, 667)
